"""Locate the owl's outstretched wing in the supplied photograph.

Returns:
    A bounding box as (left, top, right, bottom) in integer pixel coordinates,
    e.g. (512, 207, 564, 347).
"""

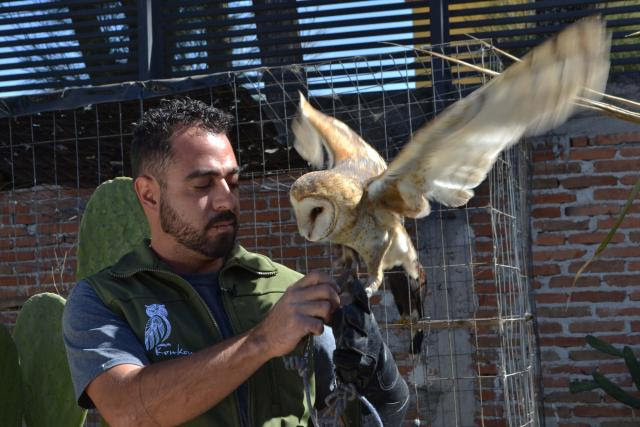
(292, 93, 386, 174)
(367, 17, 610, 218)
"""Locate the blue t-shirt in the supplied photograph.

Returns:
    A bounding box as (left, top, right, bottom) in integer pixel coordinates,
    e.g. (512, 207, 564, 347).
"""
(62, 276, 336, 415)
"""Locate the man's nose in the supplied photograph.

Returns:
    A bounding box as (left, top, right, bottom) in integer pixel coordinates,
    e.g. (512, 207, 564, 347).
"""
(211, 179, 236, 210)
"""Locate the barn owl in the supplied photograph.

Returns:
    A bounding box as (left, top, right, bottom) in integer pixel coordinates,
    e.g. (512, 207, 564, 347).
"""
(289, 18, 610, 321)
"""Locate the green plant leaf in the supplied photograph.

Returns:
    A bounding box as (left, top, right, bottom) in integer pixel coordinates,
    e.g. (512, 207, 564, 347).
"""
(0, 323, 23, 426)
(586, 335, 624, 357)
(592, 372, 640, 409)
(569, 380, 600, 393)
(13, 293, 87, 427)
(623, 346, 640, 392)
(571, 177, 640, 290)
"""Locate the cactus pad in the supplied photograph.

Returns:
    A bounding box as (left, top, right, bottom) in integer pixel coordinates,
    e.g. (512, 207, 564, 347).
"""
(13, 293, 86, 427)
(0, 323, 23, 426)
(76, 177, 150, 279)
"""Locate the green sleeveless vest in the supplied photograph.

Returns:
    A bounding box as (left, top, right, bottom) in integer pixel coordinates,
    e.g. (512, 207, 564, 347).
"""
(86, 240, 315, 426)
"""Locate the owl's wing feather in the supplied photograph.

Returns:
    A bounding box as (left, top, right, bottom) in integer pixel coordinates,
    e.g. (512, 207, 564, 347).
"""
(144, 316, 166, 351)
(292, 93, 386, 172)
(367, 17, 610, 218)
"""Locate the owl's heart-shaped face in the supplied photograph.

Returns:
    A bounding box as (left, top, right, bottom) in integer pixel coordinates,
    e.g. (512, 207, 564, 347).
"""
(290, 196, 336, 242)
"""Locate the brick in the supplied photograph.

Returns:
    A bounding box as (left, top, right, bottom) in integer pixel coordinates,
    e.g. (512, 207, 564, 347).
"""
(540, 336, 585, 347)
(565, 204, 621, 217)
(473, 224, 493, 237)
(597, 307, 640, 317)
(532, 193, 577, 205)
(620, 147, 640, 157)
(531, 207, 561, 218)
(594, 132, 640, 145)
(594, 187, 639, 200)
(253, 210, 290, 222)
(549, 275, 599, 288)
(543, 377, 569, 388)
(598, 216, 640, 229)
(533, 150, 555, 162)
(535, 234, 565, 246)
(601, 247, 640, 258)
(569, 349, 619, 361)
(541, 350, 560, 361)
(573, 405, 633, 417)
(561, 175, 618, 189)
(0, 251, 35, 262)
(533, 162, 581, 176)
(268, 197, 293, 209)
(568, 260, 624, 273)
(570, 136, 589, 147)
(620, 174, 640, 185)
(0, 226, 27, 237)
(604, 274, 640, 287)
(543, 404, 572, 418)
(533, 264, 561, 276)
(595, 159, 640, 173)
(239, 198, 267, 211)
(602, 422, 640, 427)
(568, 231, 624, 244)
(569, 147, 616, 160)
(532, 178, 559, 189)
(468, 212, 491, 224)
(536, 293, 569, 304)
(570, 291, 626, 303)
(546, 391, 601, 404)
(537, 306, 591, 318)
(539, 322, 563, 334)
(533, 219, 589, 232)
(533, 249, 586, 262)
(569, 320, 625, 333)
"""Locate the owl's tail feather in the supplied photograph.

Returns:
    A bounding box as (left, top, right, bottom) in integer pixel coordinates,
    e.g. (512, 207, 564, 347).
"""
(386, 264, 426, 354)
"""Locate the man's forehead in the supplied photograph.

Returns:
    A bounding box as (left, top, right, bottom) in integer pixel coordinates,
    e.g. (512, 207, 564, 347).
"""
(170, 127, 235, 162)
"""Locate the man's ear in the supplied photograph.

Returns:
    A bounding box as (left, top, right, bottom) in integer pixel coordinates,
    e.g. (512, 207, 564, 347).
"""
(134, 175, 160, 211)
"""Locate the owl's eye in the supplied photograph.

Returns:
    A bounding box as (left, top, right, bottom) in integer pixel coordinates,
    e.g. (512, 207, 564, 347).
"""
(310, 206, 323, 221)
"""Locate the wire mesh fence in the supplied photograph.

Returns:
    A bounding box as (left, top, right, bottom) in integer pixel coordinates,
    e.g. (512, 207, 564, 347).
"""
(0, 41, 540, 426)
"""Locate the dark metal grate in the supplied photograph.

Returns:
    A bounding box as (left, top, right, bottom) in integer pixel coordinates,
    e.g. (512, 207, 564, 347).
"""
(0, 0, 638, 98)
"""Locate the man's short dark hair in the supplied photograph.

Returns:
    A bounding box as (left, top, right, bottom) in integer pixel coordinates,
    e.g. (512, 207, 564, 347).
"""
(130, 97, 233, 181)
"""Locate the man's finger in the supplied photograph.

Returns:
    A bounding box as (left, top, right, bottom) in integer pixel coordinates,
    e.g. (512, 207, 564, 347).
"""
(296, 301, 334, 323)
(294, 284, 340, 309)
(293, 271, 337, 291)
(303, 317, 324, 336)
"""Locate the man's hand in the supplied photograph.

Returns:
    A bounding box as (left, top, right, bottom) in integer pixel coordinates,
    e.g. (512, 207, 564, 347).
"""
(250, 271, 340, 358)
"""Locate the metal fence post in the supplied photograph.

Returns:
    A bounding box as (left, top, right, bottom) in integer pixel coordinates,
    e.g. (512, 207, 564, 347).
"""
(138, 0, 164, 80)
(428, 0, 452, 111)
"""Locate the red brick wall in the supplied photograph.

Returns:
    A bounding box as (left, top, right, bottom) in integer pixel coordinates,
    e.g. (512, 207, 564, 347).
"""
(0, 187, 92, 327)
(531, 130, 640, 425)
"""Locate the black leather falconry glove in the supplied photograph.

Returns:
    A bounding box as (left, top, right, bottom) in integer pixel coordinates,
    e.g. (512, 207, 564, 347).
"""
(329, 274, 410, 427)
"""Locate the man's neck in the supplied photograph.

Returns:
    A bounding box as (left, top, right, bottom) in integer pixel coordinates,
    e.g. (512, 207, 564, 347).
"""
(149, 239, 225, 275)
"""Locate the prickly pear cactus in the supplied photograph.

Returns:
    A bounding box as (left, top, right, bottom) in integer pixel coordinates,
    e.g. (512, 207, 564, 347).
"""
(570, 335, 640, 408)
(76, 176, 150, 279)
(0, 323, 23, 427)
(12, 293, 86, 427)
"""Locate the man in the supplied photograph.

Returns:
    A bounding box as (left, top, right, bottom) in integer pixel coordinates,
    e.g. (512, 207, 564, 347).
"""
(63, 97, 408, 426)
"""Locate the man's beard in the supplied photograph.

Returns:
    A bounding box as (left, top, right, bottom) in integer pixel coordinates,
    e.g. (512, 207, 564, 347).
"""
(159, 196, 237, 259)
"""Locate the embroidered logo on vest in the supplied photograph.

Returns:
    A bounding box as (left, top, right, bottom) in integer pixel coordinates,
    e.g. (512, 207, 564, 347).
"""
(143, 304, 192, 357)
(144, 304, 172, 351)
